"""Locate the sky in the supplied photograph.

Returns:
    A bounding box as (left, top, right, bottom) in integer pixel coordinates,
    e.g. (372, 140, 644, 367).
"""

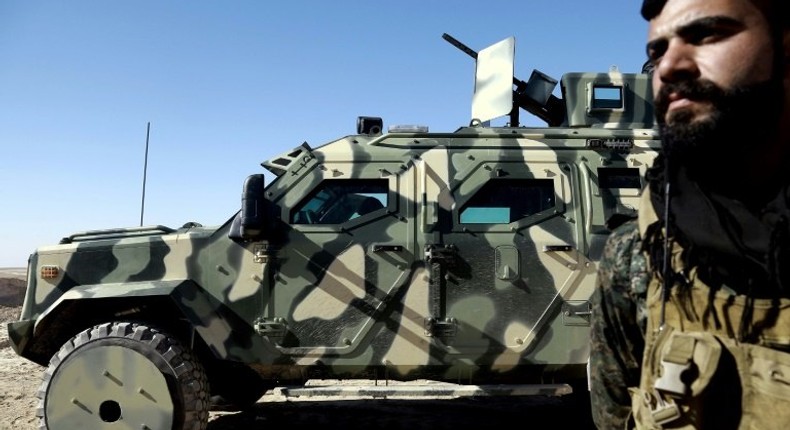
(0, 1, 649, 268)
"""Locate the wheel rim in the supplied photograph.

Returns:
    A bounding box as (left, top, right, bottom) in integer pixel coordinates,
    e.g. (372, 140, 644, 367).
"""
(45, 344, 174, 429)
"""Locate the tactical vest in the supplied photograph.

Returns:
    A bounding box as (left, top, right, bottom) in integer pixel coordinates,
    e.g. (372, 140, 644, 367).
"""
(629, 189, 790, 430)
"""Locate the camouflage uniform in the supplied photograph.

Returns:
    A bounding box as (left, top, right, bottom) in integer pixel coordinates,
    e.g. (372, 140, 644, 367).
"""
(589, 219, 650, 429)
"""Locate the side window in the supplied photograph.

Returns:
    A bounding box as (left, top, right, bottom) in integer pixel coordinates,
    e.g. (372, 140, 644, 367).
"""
(591, 85, 623, 110)
(460, 179, 555, 224)
(292, 179, 388, 225)
(598, 167, 642, 189)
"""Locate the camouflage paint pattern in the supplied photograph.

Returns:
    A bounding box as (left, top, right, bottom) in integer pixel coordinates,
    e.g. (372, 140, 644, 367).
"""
(8, 66, 660, 418)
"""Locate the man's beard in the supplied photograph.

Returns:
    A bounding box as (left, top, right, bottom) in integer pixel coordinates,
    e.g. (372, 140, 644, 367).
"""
(654, 77, 783, 180)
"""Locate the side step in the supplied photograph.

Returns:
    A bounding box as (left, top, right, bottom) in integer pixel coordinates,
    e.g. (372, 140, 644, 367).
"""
(269, 380, 572, 401)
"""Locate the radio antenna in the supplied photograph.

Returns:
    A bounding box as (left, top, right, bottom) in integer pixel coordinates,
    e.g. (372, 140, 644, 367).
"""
(140, 122, 151, 227)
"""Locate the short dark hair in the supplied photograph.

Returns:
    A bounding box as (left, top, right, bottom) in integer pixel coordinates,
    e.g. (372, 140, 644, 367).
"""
(641, 0, 665, 20)
(642, 0, 789, 29)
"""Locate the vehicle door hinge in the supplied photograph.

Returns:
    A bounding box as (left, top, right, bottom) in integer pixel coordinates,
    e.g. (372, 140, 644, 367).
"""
(424, 244, 458, 262)
(424, 317, 457, 339)
(253, 244, 276, 264)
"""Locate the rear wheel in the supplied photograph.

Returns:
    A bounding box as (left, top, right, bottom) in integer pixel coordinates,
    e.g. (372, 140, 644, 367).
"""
(37, 321, 209, 430)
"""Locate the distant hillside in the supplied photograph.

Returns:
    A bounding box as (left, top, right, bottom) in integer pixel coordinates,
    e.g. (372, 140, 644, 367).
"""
(0, 275, 25, 307)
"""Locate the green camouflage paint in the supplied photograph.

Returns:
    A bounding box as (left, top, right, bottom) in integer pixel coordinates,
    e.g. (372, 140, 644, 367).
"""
(8, 36, 660, 429)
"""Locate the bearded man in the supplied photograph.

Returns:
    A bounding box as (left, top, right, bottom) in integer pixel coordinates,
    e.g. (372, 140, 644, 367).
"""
(589, 0, 790, 428)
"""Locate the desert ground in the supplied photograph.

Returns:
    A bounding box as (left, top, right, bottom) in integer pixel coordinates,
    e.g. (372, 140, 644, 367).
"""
(0, 268, 595, 430)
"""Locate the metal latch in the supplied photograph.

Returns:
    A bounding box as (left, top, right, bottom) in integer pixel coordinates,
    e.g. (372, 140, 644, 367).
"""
(562, 301, 592, 326)
(254, 317, 287, 342)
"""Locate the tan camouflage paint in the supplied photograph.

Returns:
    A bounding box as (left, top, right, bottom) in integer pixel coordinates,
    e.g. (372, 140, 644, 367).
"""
(8, 71, 660, 411)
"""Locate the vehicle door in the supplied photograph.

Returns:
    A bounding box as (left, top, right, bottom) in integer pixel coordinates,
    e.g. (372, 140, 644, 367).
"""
(267, 160, 417, 356)
(422, 149, 593, 362)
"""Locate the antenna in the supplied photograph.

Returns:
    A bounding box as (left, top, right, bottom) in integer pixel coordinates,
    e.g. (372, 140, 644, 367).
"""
(140, 122, 151, 227)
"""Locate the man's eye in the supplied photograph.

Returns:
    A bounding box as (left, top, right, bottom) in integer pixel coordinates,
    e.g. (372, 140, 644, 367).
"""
(682, 21, 740, 45)
(687, 29, 721, 45)
(647, 50, 662, 64)
(646, 40, 667, 64)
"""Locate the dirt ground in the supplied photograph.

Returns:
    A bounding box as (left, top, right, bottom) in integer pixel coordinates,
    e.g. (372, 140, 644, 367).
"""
(0, 272, 596, 430)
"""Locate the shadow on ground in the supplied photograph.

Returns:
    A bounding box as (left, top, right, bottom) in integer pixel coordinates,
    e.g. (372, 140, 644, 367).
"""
(207, 394, 596, 430)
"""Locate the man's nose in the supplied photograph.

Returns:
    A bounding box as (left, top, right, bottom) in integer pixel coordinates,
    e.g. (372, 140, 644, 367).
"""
(657, 38, 699, 83)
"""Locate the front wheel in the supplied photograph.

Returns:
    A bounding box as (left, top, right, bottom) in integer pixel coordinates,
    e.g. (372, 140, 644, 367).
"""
(37, 321, 210, 430)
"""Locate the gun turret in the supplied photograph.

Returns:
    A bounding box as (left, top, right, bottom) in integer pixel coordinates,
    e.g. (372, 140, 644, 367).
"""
(443, 33, 566, 127)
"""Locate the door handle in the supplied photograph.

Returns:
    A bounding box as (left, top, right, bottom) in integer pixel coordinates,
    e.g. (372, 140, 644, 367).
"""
(543, 244, 573, 252)
(372, 244, 404, 252)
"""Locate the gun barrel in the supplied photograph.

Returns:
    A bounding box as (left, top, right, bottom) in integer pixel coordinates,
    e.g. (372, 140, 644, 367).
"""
(442, 33, 478, 59)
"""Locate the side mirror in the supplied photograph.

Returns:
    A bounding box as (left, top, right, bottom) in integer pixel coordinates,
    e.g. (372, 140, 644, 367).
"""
(239, 174, 267, 240)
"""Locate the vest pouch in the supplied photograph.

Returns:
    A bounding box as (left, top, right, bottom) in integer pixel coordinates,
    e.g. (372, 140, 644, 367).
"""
(631, 327, 688, 429)
(655, 331, 722, 398)
(734, 341, 790, 429)
(632, 329, 738, 429)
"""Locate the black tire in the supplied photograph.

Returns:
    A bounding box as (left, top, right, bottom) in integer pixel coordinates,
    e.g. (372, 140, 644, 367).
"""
(37, 321, 210, 430)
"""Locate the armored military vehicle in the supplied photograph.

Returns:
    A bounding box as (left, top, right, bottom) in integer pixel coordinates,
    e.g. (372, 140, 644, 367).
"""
(8, 34, 659, 429)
